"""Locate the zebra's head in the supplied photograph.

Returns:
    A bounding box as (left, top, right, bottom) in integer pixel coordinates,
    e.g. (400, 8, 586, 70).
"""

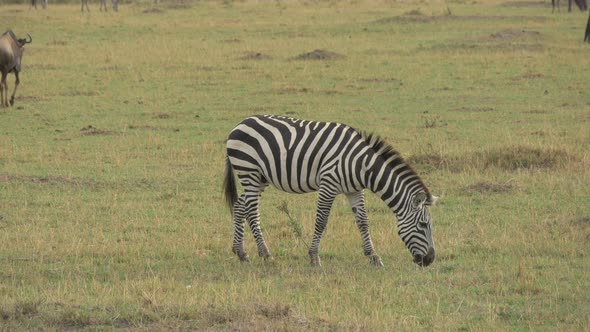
(398, 192, 437, 267)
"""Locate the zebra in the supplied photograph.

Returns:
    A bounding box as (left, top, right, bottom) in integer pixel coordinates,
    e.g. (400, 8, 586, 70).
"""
(223, 115, 437, 267)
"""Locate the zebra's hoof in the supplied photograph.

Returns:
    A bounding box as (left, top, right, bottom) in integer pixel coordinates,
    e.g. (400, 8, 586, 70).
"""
(309, 255, 322, 267)
(369, 255, 384, 267)
(233, 247, 249, 262)
(262, 255, 274, 263)
(258, 246, 271, 259)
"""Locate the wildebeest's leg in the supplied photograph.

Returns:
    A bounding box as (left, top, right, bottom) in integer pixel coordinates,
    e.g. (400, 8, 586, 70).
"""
(232, 194, 249, 261)
(112, 0, 118, 12)
(1, 72, 8, 107)
(10, 71, 19, 106)
(346, 191, 383, 267)
(100, 0, 107, 12)
(585, 11, 590, 42)
(308, 184, 338, 267)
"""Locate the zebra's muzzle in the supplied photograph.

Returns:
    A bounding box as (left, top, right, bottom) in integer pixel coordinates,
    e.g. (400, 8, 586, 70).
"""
(413, 247, 435, 267)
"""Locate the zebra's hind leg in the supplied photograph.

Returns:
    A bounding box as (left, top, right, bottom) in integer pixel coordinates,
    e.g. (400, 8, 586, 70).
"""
(347, 191, 383, 267)
(308, 185, 338, 267)
(244, 191, 272, 260)
(232, 195, 249, 262)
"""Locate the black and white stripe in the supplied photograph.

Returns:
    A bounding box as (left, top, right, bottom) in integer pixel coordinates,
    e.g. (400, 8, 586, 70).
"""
(224, 114, 437, 267)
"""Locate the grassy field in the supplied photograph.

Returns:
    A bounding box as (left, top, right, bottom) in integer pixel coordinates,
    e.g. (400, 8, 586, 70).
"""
(1, 0, 589, 330)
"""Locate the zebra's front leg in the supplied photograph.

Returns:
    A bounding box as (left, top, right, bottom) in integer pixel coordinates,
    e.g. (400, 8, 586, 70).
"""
(244, 191, 272, 260)
(231, 195, 249, 262)
(308, 186, 337, 267)
(347, 191, 383, 267)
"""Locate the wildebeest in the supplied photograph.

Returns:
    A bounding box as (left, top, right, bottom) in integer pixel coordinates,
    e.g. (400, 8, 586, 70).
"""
(30, 0, 47, 10)
(81, 0, 90, 12)
(31, 0, 38, 9)
(552, 0, 576, 12)
(552, 0, 589, 42)
(580, 0, 590, 41)
(552, 0, 587, 12)
(0, 30, 32, 108)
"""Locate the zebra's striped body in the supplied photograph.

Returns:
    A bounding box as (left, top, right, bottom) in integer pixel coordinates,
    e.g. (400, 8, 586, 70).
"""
(224, 115, 437, 267)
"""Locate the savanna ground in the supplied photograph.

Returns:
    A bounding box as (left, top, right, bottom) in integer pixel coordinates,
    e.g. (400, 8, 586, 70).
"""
(1, 0, 589, 330)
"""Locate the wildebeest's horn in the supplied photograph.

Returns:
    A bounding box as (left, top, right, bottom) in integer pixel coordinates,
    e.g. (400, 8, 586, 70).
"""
(26, 33, 32, 43)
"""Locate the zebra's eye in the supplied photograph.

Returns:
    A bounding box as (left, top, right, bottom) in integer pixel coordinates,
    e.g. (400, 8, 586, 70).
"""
(418, 222, 429, 229)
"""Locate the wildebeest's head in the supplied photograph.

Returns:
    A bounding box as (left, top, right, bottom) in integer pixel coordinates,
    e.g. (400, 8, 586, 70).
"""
(17, 34, 33, 47)
(1, 30, 32, 73)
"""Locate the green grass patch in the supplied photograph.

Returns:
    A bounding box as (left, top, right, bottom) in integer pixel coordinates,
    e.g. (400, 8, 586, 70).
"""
(1, 0, 589, 330)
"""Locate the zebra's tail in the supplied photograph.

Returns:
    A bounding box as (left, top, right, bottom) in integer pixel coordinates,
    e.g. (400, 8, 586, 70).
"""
(223, 156, 238, 213)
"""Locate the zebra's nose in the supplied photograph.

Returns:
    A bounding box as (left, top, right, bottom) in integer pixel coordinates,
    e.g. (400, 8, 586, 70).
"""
(413, 247, 435, 267)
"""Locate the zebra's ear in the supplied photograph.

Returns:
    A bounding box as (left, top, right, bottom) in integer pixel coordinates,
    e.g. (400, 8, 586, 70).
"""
(412, 192, 428, 209)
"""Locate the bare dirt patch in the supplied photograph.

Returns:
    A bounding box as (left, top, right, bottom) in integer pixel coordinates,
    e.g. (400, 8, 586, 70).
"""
(0, 174, 102, 189)
(293, 49, 345, 61)
(27, 64, 58, 70)
(80, 125, 114, 136)
(256, 86, 344, 96)
(373, 15, 547, 24)
(256, 303, 292, 319)
(454, 106, 495, 112)
(571, 216, 590, 227)
(18, 95, 44, 102)
(407, 153, 451, 171)
(476, 146, 572, 170)
(142, 7, 164, 14)
(127, 125, 160, 131)
(222, 38, 242, 43)
(239, 52, 272, 60)
(374, 14, 433, 24)
(524, 109, 547, 114)
(429, 42, 545, 52)
(489, 29, 541, 39)
(274, 87, 309, 94)
(47, 40, 67, 46)
(357, 77, 402, 85)
(153, 113, 172, 119)
(61, 91, 97, 97)
(502, 1, 547, 7)
(197, 302, 331, 331)
(408, 146, 576, 172)
(513, 72, 544, 80)
(465, 182, 514, 193)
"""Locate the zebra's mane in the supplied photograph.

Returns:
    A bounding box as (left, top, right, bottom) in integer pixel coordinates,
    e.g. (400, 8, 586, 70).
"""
(360, 132, 431, 197)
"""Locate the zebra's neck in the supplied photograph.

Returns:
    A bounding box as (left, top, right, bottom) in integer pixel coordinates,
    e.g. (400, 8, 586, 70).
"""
(361, 135, 427, 215)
